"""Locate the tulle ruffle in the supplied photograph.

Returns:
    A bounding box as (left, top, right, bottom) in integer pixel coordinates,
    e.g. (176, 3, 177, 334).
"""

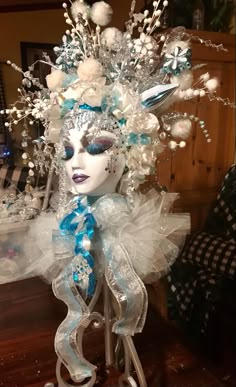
(0, 190, 190, 285)
(92, 190, 190, 284)
(0, 213, 59, 284)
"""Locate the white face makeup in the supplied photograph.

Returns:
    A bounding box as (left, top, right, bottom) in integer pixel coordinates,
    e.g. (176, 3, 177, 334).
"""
(63, 126, 126, 196)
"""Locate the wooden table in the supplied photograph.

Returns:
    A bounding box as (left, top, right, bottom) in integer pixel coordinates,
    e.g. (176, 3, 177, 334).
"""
(0, 277, 224, 387)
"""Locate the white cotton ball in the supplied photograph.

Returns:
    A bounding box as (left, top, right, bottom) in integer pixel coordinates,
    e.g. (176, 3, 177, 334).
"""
(101, 27, 123, 48)
(77, 58, 103, 81)
(185, 88, 194, 98)
(166, 40, 190, 54)
(205, 78, 219, 91)
(46, 69, 66, 91)
(171, 70, 193, 90)
(168, 140, 177, 150)
(179, 140, 186, 148)
(90, 1, 113, 26)
(71, 1, 89, 20)
(171, 119, 192, 139)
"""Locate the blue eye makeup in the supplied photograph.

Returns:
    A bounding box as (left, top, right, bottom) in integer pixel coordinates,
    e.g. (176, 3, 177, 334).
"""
(62, 144, 74, 161)
(86, 137, 114, 155)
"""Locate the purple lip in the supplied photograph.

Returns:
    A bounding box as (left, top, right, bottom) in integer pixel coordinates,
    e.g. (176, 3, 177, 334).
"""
(72, 173, 89, 183)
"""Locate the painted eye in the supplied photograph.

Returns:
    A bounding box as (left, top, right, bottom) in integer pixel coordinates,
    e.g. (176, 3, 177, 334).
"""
(62, 145, 74, 161)
(86, 137, 114, 155)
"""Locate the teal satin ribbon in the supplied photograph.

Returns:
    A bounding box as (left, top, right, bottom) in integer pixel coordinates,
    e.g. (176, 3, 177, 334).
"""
(79, 103, 102, 112)
(53, 196, 97, 382)
(60, 197, 96, 296)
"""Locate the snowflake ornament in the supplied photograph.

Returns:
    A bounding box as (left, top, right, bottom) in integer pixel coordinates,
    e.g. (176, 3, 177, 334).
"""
(163, 46, 192, 75)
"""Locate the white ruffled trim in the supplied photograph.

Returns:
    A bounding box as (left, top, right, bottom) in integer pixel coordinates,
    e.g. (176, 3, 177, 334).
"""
(0, 191, 190, 285)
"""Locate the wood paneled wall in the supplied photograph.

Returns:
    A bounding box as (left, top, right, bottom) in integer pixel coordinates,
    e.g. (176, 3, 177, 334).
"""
(0, 0, 61, 12)
(158, 31, 235, 232)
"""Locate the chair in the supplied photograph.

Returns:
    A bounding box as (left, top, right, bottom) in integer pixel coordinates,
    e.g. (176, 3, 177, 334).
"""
(168, 165, 236, 350)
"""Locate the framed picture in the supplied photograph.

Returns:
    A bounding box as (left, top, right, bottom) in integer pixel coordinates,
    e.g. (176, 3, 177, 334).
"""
(20, 42, 57, 86)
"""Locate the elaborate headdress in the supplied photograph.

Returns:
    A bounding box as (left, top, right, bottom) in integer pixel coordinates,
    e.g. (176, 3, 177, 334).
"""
(2, 0, 231, 205)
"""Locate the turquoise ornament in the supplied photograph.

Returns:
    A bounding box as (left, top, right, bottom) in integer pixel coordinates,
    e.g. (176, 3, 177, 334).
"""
(118, 117, 127, 126)
(163, 46, 192, 76)
(79, 103, 102, 112)
(140, 84, 179, 112)
(61, 98, 77, 111)
(140, 133, 151, 145)
(127, 133, 151, 145)
(127, 133, 138, 145)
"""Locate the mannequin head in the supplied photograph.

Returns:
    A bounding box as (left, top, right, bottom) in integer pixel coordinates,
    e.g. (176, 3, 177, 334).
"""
(63, 124, 126, 196)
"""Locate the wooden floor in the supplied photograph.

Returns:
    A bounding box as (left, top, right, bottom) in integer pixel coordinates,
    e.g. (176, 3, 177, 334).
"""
(0, 277, 232, 387)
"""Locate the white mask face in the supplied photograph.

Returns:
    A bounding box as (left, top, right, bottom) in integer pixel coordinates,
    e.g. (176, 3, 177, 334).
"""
(63, 127, 126, 196)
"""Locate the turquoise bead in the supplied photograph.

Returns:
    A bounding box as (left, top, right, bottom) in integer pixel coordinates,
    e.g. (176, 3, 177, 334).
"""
(140, 134, 151, 145)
